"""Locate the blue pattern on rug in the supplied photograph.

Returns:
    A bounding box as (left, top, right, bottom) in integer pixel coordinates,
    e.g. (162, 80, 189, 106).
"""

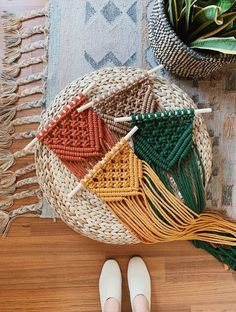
(47, 0, 159, 103)
(101, 1, 122, 23)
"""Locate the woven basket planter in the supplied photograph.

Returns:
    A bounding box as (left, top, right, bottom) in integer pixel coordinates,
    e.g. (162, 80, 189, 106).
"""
(35, 67, 212, 245)
(149, 0, 236, 79)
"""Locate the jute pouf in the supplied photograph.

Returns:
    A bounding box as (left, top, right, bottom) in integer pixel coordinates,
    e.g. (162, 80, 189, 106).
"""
(35, 67, 212, 244)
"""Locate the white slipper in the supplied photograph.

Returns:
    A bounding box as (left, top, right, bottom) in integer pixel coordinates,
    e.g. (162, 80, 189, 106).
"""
(127, 256, 151, 311)
(99, 259, 122, 312)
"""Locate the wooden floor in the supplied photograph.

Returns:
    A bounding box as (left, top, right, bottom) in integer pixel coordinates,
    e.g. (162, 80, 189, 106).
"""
(1, 0, 236, 311)
(0, 218, 236, 312)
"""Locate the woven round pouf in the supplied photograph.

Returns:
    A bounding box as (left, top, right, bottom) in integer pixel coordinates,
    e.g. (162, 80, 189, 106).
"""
(35, 67, 212, 244)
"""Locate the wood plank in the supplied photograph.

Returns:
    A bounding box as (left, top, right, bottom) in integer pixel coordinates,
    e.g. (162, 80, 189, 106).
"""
(0, 218, 236, 312)
(1, 1, 236, 311)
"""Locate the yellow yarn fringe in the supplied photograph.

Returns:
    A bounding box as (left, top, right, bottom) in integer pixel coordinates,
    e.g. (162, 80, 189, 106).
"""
(82, 139, 236, 245)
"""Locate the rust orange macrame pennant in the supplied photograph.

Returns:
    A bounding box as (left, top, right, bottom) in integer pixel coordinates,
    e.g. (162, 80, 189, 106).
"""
(36, 92, 116, 179)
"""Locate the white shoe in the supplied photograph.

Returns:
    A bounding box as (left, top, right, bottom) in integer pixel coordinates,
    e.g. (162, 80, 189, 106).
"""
(127, 256, 151, 311)
(99, 259, 122, 312)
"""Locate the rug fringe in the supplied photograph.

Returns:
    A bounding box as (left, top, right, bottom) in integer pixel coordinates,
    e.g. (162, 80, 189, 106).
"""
(4, 40, 47, 64)
(1, 71, 47, 103)
(2, 55, 47, 78)
(2, 8, 48, 30)
(0, 189, 41, 210)
(0, 6, 49, 234)
(0, 199, 43, 236)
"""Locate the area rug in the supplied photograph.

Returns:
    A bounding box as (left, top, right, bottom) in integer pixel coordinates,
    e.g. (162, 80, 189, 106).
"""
(0, 0, 235, 233)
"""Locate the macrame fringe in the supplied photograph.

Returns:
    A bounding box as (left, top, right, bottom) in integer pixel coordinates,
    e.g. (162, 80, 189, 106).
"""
(2, 8, 48, 30)
(4, 40, 47, 64)
(1, 70, 47, 95)
(2, 55, 47, 78)
(122, 161, 236, 245)
(0, 7, 49, 235)
(0, 164, 37, 195)
(0, 189, 40, 210)
(130, 110, 236, 267)
(0, 200, 43, 237)
(83, 140, 236, 248)
(193, 240, 236, 271)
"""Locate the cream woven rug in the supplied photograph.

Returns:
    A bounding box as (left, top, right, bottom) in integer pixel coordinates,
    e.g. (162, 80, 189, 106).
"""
(0, 0, 235, 231)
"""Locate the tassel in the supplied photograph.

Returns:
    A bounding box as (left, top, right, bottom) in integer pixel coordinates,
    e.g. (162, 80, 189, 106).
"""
(0, 105, 16, 126)
(0, 211, 10, 234)
(3, 25, 48, 49)
(2, 55, 47, 78)
(1, 12, 21, 31)
(0, 200, 43, 236)
(1, 71, 47, 96)
(0, 165, 37, 195)
(0, 189, 41, 210)
(3, 30, 21, 48)
(0, 149, 15, 172)
(1, 86, 45, 106)
(2, 8, 48, 31)
(3, 40, 46, 64)
(0, 148, 33, 174)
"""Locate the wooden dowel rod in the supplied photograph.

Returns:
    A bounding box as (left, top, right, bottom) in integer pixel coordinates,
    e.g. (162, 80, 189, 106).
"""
(114, 108, 212, 123)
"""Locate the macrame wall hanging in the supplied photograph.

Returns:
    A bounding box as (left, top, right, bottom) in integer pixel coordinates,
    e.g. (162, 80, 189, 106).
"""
(24, 66, 236, 270)
(0, 7, 49, 232)
(113, 109, 236, 269)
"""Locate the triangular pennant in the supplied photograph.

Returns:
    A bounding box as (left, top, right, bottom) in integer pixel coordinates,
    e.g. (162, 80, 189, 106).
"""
(131, 109, 205, 213)
(131, 109, 194, 171)
(130, 109, 236, 269)
(85, 140, 142, 201)
(94, 76, 157, 137)
(37, 93, 116, 179)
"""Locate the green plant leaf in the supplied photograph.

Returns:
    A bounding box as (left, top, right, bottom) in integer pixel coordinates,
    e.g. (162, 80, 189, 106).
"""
(190, 36, 236, 54)
(168, 0, 179, 29)
(196, 0, 236, 14)
(187, 11, 236, 42)
(185, 0, 197, 31)
(193, 5, 223, 25)
(218, 20, 236, 36)
(177, 0, 185, 16)
(221, 29, 236, 36)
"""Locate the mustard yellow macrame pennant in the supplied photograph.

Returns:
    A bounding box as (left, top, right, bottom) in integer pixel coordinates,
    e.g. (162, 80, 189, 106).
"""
(78, 138, 236, 246)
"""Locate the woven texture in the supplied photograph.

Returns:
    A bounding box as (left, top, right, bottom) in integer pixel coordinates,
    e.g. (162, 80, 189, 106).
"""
(36, 93, 115, 179)
(35, 66, 212, 244)
(0, 8, 49, 231)
(131, 109, 205, 213)
(148, 0, 236, 79)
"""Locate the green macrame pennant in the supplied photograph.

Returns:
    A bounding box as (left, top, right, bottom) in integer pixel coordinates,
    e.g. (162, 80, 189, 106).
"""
(131, 109, 205, 213)
(131, 109, 236, 271)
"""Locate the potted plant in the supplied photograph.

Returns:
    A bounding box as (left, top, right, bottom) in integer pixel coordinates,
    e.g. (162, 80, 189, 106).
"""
(149, 0, 236, 78)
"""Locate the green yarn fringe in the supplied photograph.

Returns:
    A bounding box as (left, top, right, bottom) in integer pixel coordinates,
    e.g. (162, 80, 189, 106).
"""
(193, 240, 236, 270)
(131, 109, 236, 270)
